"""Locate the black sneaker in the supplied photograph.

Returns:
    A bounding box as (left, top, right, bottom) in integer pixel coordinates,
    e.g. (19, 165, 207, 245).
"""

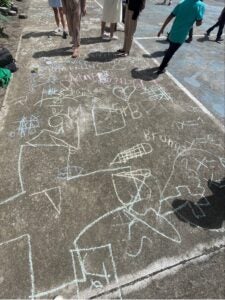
(157, 68, 166, 75)
(185, 38, 192, 43)
(62, 31, 68, 39)
(206, 30, 210, 37)
(216, 38, 223, 43)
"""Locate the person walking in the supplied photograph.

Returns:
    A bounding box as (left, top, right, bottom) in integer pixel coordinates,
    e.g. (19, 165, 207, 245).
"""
(101, 0, 122, 40)
(206, 7, 225, 43)
(48, 0, 67, 38)
(117, 0, 146, 57)
(62, 0, 86, 58)
(157, 0, 205, 74)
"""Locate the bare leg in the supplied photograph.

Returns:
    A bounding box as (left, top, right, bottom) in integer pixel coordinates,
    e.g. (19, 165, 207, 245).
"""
(110, 23, 116, 38)
(72, 47, 80, 58)
(52, 7, 60, 28)
(58, 7, 66, 31)
(101, 21, 106, 36)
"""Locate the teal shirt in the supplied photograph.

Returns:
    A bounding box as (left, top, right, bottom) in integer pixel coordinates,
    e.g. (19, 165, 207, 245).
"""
(169, 0, 205, 44)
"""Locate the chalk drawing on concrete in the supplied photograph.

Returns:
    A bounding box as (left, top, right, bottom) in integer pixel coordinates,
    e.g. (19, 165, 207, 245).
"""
(71, 245, 122, 299)
(97, 71, 111, 84)
(30, 186, 62, 215)
(112, 86, 136, 102)
(17, 115, 40, 137)
(110, 143, 153, 165)
(92, 107, 126, 136)
(174, 117, 204, 130)
(112, 169, 181, 244)
(58, 166, 84, 179)
(140, 85, 173, 102)
(158, 147, 225, 219)
(0, 234, 35, 299)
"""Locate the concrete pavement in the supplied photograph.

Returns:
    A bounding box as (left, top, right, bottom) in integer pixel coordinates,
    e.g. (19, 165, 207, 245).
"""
(0, 0, 225, 298)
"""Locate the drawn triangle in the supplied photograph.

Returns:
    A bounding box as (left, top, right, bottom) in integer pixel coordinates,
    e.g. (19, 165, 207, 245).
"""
(26, 130, 57, 147)
(45, 187, 62, 214)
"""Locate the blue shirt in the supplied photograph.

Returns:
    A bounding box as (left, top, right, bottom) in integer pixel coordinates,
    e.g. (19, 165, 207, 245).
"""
(169, 0, 205, 44)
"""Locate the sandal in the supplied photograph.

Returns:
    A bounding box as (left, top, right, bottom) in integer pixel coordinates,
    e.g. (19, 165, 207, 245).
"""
(119, 52, 129, 57)
(116, 49, 125, 53)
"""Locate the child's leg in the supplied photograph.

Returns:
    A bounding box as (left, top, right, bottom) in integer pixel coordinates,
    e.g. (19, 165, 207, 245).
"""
(58, 7, 66, 31)
(52, 7, 60, 28)
(101, 21, 106, 36)
(110, 23, 116, 38)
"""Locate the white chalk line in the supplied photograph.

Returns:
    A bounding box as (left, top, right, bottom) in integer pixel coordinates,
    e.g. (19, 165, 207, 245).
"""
(135, 33, 225, 40)
(0, 234, 35, 299)
(94, 0, 224, 134)
(91, 236, 225, 299)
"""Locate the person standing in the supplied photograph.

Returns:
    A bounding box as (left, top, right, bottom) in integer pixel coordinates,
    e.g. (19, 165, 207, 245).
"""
(157, 0, 205, 74)
(206, 7, 225, 43)
(117, 0, 146, 57)
(62, 0, 86, 58)
(101, 0, 122, 40)
(48, 0, 67, 38)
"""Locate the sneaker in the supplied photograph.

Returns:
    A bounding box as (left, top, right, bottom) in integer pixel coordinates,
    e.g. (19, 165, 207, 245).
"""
(185, 38, 192, 43)
(102, 35, 110, 40)
(206, 30, 210, 37)
(157, 68, 166, 75)
(110, 35, 118, 40)
(62, 31, 68, 39)
(215, 38, 223, 43)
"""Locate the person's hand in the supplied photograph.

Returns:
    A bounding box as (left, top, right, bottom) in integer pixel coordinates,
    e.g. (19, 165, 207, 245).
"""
(158, 28, 163, 37)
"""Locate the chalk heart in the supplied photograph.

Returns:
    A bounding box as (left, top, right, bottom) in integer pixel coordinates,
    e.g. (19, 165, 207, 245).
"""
(113, 86, 136, 102)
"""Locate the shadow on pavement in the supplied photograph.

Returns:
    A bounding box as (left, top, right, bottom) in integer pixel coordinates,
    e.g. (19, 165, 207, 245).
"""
(155, 2, 168, 5)
(81, 36, 110, 45)
(172, 178, 225, 229)
(33, 47, 72, 58)
(197, 35, 210, 43)
(131, 67, 159, 81)
(143, 51, 165, 58)
(22, 31, 57, 39)
(85, 51, 119, 62)
(156, 39, 169, 44)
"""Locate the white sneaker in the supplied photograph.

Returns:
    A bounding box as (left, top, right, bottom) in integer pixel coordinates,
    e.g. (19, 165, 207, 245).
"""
(111, 35, 118, 40)
(102, 33, 110, 40)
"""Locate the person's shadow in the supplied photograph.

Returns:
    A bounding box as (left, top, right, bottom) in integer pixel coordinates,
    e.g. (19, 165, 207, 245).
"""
(197, 35, 210, 43)
(22, 31, 57, 39)
(172, 178, 225, 229)
(33, 47, 72, 58)
(81, 37, 110, 45)
(143, 51, 165, 59)
(131, 67, 159, 81)
(85, 51, 119, 62)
